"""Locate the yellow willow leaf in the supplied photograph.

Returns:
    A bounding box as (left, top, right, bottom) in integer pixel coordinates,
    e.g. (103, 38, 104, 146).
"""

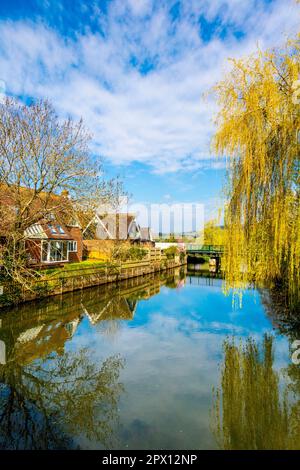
(212, 35, 300, 308)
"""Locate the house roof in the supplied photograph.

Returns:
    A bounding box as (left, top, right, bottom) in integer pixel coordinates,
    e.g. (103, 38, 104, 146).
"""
(41, 220, 74, 240)
(25, 220, 74, 240)
(84, 212, 139, 240)
(83, 296, 136, 325)
(98, 212, 136, 226)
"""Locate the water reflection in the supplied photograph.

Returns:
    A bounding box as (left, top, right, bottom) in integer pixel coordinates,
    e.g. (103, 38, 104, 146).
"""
(260, 288, 300, 340)
(0, 270, 181, 365)
(0, 271, 183, 449)
(212, 335, 300, 449)
(0, 350, 124, 449)
(0, 268, 298, 449)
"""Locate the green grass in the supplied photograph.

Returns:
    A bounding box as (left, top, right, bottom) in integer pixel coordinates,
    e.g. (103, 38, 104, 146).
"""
(41, 260, 107, 279)
(35, 257, 155, 282)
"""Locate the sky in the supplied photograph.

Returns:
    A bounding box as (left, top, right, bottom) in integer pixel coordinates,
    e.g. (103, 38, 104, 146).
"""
(0, 0, 299, 222)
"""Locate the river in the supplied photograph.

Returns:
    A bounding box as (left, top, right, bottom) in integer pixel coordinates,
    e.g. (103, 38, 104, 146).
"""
(0, 267, 299, 449)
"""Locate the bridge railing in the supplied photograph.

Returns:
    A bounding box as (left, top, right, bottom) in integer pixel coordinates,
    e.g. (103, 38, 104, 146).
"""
(185, 244, 224, 253)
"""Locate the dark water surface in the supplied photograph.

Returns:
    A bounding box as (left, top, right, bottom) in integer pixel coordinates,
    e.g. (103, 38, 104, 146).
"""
(0, 268, 299, 450)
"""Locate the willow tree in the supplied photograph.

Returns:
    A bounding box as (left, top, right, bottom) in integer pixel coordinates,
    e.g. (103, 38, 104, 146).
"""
(213, 35, 300, 307)
(202, 219, 226, 245)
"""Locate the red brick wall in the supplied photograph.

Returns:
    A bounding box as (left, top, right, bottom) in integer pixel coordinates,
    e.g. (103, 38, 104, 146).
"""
(67, 226, 83, 262)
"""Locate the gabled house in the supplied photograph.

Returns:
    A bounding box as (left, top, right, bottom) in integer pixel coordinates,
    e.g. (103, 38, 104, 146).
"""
(83, 212, 141, 241)
(0, 186, 83, 266)
(82, 296, 137, 325)
(83, 212, 154, 245)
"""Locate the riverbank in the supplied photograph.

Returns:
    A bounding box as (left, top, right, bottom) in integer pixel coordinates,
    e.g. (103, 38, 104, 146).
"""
(0, 256, 186, 307)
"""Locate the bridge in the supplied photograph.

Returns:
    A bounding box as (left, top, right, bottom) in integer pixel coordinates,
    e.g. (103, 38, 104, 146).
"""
(185, 244, 224, 256)
(154, 242, 224, 257)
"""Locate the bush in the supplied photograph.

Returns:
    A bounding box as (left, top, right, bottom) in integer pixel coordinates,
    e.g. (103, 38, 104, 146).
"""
(112, 246, 148, 262)
(127, 247, 148, 261)
(164, 246, 179, 259)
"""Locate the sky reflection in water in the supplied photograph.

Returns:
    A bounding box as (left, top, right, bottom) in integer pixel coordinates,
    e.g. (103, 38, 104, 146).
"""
(0, 269, 296, 449)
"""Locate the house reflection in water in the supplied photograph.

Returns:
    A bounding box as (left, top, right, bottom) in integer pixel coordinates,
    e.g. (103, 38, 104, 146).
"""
(0, 269, 184, 366)
(0, 269, 185, 449)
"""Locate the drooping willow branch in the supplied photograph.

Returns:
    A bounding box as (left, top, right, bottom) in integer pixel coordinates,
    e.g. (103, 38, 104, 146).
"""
(212, 35, 300, 306)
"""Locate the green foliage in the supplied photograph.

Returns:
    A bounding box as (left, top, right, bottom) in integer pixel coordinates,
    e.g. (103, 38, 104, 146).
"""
(202, 220, 226, 245)
(213, 34, 300, 306)
(164, 246, 179, 259)
(43, 260, 106, 278)
(112, 245, 148, 262)
(31, 281, 56, 296)
(0, 286, 22, 307)
(127, 246, 148, 261)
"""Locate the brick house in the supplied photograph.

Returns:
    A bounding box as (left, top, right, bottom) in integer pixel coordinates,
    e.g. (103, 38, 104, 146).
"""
(0, 187, 83, 267)
(24, 219, 83, 265)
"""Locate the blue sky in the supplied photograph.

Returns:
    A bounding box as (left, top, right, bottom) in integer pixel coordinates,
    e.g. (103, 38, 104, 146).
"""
(0, 0, 299, 220)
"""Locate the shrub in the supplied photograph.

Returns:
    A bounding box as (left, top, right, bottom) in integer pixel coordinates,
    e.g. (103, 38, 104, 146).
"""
(127, 247, 148, 261)
(112, 246, 148, 262)
(164, 246, 179, 259)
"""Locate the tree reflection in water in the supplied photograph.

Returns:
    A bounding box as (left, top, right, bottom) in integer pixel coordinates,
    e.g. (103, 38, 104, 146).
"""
(0, 350, 124, 449)
(260, 287, 300, 341)
(212, 335, 300, 449)
(0, 269, 185, 449)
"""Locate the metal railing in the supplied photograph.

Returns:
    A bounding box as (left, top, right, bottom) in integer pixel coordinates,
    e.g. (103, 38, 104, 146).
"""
(185, 244, 224, 253)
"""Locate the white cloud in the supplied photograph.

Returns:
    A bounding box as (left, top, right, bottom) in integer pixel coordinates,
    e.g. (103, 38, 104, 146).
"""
(0, 0, 299, 173)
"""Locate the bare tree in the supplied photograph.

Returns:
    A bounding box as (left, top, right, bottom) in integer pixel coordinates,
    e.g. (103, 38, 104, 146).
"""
(0, 97, 125, 286)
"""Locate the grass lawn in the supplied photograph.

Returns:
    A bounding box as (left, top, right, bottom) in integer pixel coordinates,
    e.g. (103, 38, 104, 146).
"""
(41, 260, 108, 279)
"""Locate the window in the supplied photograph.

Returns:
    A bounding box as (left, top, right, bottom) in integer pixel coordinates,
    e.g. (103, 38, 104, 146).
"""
(41, 241, 68, 262)
(48, 224, 57, 234)
(68, 241, 77, 252)
(57, 225, 65, 234)
(25, 224, 44, 238)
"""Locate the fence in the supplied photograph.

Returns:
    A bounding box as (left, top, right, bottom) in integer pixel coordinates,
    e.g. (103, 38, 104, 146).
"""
(0, 254, 186, 307)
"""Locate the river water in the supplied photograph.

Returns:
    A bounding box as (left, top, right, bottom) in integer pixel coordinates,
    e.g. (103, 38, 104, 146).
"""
(0, 268, 299, 450)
